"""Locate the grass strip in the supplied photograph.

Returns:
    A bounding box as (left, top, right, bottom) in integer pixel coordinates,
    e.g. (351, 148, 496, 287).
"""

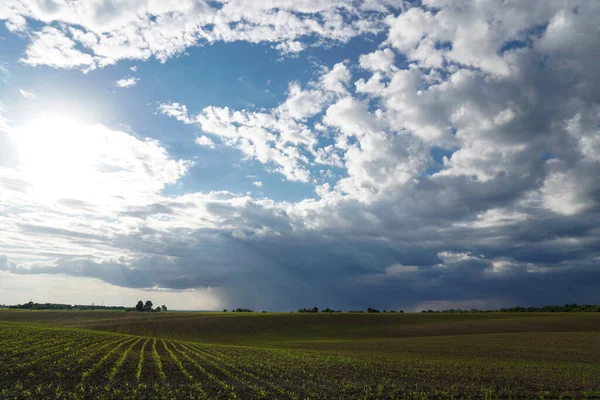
(151, 338, 166, 380)
(136, 338, 150, 381)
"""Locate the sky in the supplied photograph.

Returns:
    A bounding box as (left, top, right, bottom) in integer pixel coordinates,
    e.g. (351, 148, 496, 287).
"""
(0, 0, 599, 311)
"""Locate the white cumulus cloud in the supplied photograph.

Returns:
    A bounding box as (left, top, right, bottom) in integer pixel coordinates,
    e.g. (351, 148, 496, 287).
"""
(115, 77, 139, 88)
(3, 0, 392, 71)
(196, 136, 215, 149)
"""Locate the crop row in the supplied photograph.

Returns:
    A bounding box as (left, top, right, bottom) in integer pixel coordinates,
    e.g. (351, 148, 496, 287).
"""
(1, 323, 600, 399)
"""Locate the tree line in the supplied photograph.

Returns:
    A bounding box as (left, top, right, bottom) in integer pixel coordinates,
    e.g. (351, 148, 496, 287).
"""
(4, 302, 600, 313)
(420, 303, 600, 313)
(297, 307, 404, 313)
(131, 301, 167, 312)
(7, 301, 128, 310)
(2, 301, 169, 312)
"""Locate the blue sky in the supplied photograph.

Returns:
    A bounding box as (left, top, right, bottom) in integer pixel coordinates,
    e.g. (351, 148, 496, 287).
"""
(1, 21, 388, 202)
(1, 0, 600, 311)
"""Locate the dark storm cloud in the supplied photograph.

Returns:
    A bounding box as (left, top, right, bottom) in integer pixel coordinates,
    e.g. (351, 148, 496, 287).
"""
(6, 194, 600, 311)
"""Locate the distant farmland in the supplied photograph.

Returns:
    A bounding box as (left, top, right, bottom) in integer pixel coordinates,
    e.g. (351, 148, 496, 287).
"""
(1, 311, 599, 399)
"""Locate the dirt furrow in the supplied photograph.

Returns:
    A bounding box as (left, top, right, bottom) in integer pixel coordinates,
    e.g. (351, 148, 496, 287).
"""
(80, 336, 139, 383)
(188, 342, 296, 399)
(158, 339, 207, 398)
(109, 337, 143, 382)
(168, 340, 247, 399)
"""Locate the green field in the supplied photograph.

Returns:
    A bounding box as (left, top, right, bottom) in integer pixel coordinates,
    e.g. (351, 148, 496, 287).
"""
(1, 311, 599, 399)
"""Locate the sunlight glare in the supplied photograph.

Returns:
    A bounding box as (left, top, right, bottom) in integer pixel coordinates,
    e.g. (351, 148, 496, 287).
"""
(12, 115, 104, 203)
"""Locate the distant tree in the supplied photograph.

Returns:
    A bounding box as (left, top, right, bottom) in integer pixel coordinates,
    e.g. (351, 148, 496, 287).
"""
(136, 301, 144, 312)
(161, 305, 167, 311)
(154, 306, 161, 312)
(367, 307, 380, 313)
(297, 307, 320, 313)
(222, 309, 227, 312)
(144, 300, 153, 312)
